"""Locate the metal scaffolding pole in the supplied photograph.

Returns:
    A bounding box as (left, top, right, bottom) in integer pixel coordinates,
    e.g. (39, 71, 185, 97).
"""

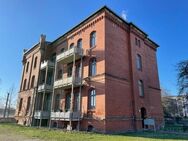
(39, 66, 48, 127)
(49, 61, 57, 129)
(69, 49, 76, 130)
(77, 55, 83, 130)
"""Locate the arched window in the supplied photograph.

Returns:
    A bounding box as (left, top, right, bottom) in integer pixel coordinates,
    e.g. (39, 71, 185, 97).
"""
(18, 98, 23, 112)
(30, 75, 35, 88)
(90, 31, 96, 48)
(89, 58, 96, 76)
(26, 97, 31, 114)
(34, 57, 37, 68)
(88, 89, 96, 109)
(54, 94, 60, 112)
(77, 39, 82, 48)
(69, 43, 74, 49)
(136, 54, 142, 71)
(26, 62, 29, 73)
(23, 79, 27, 90)
(61, 48, 65, 53)
(138, 80, 144, 97)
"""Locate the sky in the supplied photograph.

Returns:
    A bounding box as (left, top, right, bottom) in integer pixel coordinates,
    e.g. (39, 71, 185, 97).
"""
(0, 0, 187, 106)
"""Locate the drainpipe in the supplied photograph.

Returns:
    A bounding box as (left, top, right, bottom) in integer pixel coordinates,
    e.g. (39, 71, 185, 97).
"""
(69, 48, 76, 130)
(77, 51, 83, 131)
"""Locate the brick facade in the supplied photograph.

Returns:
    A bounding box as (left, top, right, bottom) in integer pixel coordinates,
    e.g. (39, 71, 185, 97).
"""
(15, 6, 163, 133)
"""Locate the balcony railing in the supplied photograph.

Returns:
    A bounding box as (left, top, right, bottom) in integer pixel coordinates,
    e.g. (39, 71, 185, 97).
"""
(34, 111, 50, 119)
(56, 47, 83, 64)
(51, 111, 81, 121)
(40, 60, 55, 70)
(54, 77, 82, 89)
(38, 84, 53, 92)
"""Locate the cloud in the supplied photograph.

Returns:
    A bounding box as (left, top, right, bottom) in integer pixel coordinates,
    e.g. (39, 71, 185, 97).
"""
(121, 10, 127, 20)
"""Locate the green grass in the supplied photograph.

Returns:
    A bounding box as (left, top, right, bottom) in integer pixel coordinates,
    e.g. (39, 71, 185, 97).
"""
(0, 123, 188, 141)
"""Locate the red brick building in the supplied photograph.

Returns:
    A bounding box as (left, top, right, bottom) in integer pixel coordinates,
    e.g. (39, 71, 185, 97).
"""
(15, 6, 163, 133)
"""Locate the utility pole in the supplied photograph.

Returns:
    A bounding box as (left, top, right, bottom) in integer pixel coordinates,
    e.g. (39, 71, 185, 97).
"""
(3, 93, 9, 118)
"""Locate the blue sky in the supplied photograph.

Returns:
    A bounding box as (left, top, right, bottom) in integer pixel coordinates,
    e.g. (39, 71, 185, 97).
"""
(0, 0, 187, 104)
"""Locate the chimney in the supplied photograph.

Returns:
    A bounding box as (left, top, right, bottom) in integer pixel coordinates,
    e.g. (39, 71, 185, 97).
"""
(40, 34, 46, 43)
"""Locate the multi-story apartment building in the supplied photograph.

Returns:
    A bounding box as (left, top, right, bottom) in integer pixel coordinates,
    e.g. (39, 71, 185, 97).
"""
(15, 6, 163, 133)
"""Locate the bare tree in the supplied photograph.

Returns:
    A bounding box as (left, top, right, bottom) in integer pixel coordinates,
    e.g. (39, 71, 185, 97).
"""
(177, 60, 188, 95)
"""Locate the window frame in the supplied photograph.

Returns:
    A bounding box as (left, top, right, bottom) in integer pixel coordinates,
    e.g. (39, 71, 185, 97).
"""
(30, 75, 35, 88)
(26, 97, 31, 114)
(23, 79, 27, 90)
(136, 54, 142, 71)
(69, 43, 74, 49)
(34, 57, 37, 68)
(77, 38, 82, 48)
(89, 58, 97, 76)
(88, 89, 96, 110)
(138, 80, 144, 97)
(90, 31, 96, 48)
(26, 62, 29, 73)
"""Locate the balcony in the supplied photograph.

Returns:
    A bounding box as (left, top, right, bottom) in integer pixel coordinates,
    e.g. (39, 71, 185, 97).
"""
(54, 77, 82, 89)
(38, 84, 53, 92)
(56, 47, 83, 64)
(34, 111, 50, 119)
(40, 60, 55, 70)
(51, 111, 81, 121)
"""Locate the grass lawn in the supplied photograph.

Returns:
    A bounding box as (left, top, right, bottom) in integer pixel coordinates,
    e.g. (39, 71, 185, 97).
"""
(0, 123, 188, 141)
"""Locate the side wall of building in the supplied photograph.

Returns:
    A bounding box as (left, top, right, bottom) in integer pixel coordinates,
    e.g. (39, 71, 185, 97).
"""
(15, 44, 42, 125)
(104, 13, 134, 133)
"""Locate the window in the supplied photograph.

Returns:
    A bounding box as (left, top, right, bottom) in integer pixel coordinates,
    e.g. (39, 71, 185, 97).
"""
(65, 94, 71, 111)
(26, 62, 29, 73)
(26, 97, 31, 114)
(74, 93, 79, 112)
(54, 94, 60, 112)
(89, 58, 96, 76)
(136, 54, 142, 71)
(90, 31, 96, 48)
(51, 53, 56, 62)
(88, 89, 96, 109)
(138, 80, 144, 97)
(77, 39, 82, 48)
(135, 38, 138, 46)
(34, 57, 37, 68)
(138, 40, 141, 47)
(57, 69, 63, 79)
(135, 38, 141, 47)
(18, 98, 23, 112)
(69, 43, 74, 49)
(60, 48, 65, 53)
(67, 63, 73, 77)
(30, 75, 35, 88)
(75, 64, 81, 78)
(23, 79, 27, 90)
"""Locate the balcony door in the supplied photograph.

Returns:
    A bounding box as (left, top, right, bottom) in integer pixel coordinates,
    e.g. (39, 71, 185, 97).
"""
(65, 94, 71, 112)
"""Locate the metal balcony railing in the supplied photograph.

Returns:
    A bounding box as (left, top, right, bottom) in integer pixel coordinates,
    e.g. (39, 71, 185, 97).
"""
(40, 60, 55, 70)
(38, 84, 53, 92)
(54, 77, 82, 88)
(51, 111, 81, 121)
(56, 47, 83, 64)
(34, 111, 50, 119)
